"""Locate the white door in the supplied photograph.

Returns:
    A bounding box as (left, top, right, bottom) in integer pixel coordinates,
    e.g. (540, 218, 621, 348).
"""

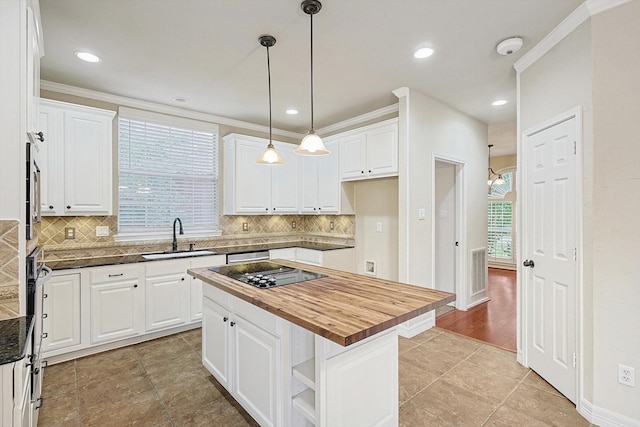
(234, 140, 271, 213)
(434, 161, 456, 295)
(524, 116, 577, 402)
(270, 142, 299, 213)
(317, 140, 340, 213)
(42, 273, 81, 353)
(90, 279, 142, 344)
(366, 124, 398, 177)
(300, 156, 319, 212)
(340, 133, 366, 179)
(202, 297, 232, 389)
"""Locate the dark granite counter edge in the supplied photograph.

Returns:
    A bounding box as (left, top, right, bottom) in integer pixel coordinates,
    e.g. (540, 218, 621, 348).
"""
(47, 242, 354, 270)
(0, 315, 34, 365)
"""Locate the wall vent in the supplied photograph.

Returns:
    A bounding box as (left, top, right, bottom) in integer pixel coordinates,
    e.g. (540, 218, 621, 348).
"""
(471, 248, 487, 296)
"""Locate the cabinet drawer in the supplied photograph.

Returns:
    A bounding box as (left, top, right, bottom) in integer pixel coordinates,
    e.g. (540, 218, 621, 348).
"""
(145, 258, 189, 277)
(233, 296, 279, 336)
(91, 264, 140, 284)
(203, 283, 231, 309)
(296, 248, 323, 266)
(190, 255, 226, 269)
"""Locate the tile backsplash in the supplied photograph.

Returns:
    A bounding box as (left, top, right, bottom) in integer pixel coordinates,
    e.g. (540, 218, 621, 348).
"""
(0, 220, 19, 318)
(39, 215, 355, 253)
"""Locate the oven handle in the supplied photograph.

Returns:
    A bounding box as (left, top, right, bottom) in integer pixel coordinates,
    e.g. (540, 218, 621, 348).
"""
(36, 265, 52, 284)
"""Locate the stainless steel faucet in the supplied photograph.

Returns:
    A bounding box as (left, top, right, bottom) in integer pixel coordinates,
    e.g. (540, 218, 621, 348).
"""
(172, 217, 183, 252)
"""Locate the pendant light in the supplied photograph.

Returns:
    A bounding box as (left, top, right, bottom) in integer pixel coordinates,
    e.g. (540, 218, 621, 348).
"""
(487, 144, 506, 190)
(256, 35, 285, 164)
(294, 0, 330, 156)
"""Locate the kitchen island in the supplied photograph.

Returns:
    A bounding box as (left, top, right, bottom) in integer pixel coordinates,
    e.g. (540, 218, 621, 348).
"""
(188, 260, 454, 427)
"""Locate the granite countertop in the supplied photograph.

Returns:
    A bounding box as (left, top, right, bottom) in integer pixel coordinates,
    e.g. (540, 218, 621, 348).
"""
(190, 260, 455, 346)
(46, 241, 354, 270)
(0, 316, 34, 365)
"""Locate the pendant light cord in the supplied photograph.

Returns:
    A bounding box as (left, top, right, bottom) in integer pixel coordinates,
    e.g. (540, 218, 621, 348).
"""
(310, 11, 314, 132)
(267, 44, 273, 146)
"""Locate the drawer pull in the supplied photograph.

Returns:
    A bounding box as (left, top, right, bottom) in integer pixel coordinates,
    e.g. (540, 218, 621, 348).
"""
(108, 273, 124, 277)
(230, 321, 236, 327)
(223, 317, 228, 322)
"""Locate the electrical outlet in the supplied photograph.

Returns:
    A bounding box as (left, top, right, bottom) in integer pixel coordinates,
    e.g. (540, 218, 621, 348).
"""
(65, 227, 75, 239)
(329, 221, 335, 230)
(291, 221, 297, 229)
(242, 222, 248, 232)
(418, 208, 426, 220)
(376, 222, 383, 232)
(96, 225, 109, 237)
(618, 364, 635, 387)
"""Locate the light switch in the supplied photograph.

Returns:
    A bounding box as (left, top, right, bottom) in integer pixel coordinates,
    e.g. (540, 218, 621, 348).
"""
(96, 226, 110, 237)
(418, 208, 426, 220)
(376, 222, 383, 232)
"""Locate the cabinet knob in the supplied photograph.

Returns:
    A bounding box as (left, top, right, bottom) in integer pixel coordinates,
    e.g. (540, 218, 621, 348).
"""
(133, 284, 138, 288)
(223, 317, 228, 322)
(49, 205, 53, 210)
(42, 332, 48, 339)
(313, 208, 316, 211)
(361, 170, 364, 174)
(230, 321, 236, 327)
(318, 207, 321, 211)
(43, 294, 47, 299)
(181, 277, 185, 281)
(368, 170, 371, 173)
(66, 205, 71, 209)
(273, 208, 276, 211)
(43, 313, 48, 319)
(36, 132, 45, 142)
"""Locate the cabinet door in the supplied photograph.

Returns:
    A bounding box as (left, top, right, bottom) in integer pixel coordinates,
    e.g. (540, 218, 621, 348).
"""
(340, 133, 366, 180)
(202, 297, 232, 389)
(233, 317, 280, 427)
(90, 279, 142, 344)
(317, 139, 340, 213)
(300, 156, 319, 213)
(38, 105, 64, 216)
(145, 273, 189, 332)
(270, 143, 299, 213)
(189, 255, 226, 322)
(42, 273, 81, 353)
(234, 140, 272, 213)
(366, 124, 398, 177)
(26, 6, 41, 135)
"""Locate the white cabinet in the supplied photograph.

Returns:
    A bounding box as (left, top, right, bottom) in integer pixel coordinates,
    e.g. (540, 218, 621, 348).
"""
(90, 265, 143, 345)
(339, 119, 398, 181)
(42, 273, 81, 353)
(25, 4, 43, 135)
(224, 134, 299, 214)
(270, 247, 356, 273)
(38, 99, 115, 216)
(202, 286, 282, 427)
(144, 260, 190, 332)
(189, 255, 226, 322)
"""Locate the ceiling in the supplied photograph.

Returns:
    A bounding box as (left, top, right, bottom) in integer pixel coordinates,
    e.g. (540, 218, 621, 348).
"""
(39, 0, 583, 156)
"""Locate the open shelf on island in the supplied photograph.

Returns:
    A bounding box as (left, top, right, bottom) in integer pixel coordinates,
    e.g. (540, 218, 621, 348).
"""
(292, 358, 315, 390)
(292, 388, 315, 424)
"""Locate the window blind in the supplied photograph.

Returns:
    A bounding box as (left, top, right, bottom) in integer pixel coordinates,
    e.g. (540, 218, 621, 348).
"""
(118, 117, 218, 235)
(488, 201, 513, 260)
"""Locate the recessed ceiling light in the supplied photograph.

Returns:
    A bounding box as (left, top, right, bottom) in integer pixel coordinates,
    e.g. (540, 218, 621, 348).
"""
(413, 47, 434, 59)
(286, 109, 299, 115)
(492, 99, 508, 106)
(173, 97, 190, 103)
(74, 51, 101, 63)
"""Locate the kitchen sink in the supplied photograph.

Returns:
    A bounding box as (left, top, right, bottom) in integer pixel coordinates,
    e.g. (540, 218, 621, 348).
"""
(142, 250, 216, 260)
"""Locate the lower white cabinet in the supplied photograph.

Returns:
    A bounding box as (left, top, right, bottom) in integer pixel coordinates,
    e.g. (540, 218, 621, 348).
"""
(269, 247, 356, 273)
(42, 273, 81, 353)
(189, 255, 226, 321)
(145, 260, 189, 332)
(89, 264, 143, 345)
(202, 287, 281, 427)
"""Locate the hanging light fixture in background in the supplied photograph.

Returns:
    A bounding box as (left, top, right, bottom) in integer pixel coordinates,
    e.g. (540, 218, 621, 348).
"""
(487, 144, 506, 191)
(256, 35, 285, 164)
(295, 0, 330, 156)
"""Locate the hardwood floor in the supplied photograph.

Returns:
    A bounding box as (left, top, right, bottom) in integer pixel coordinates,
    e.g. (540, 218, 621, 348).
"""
(436, 268, 517, 352)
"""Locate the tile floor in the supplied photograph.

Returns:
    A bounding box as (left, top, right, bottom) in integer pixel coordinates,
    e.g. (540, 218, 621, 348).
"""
(39, 327, 591, 427)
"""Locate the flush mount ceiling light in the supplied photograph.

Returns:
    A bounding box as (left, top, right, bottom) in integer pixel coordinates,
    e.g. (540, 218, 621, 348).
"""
(286, 109, 299, 115)
(295, 0, 330, 156)
(256, 35, 285, 165)
(492, 99, 508, 106)
(74, 51, 101, 63)
(496, 37, 523, 56)
(487, 144, 506, 191)
(413, 47, 434, 59)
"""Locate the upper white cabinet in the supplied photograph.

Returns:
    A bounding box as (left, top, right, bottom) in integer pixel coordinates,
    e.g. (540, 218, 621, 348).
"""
(339, 119, 398, 181)
(38, 99, 115, 216)
(223, 134, 299, 214)
(26, 4, 43, 135)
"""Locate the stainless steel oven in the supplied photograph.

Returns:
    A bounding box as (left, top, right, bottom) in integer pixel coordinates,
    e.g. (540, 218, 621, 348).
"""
(26, 132, 43, 241)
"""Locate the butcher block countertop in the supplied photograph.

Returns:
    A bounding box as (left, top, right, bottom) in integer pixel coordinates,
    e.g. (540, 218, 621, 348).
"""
(188, 260, 455, 346)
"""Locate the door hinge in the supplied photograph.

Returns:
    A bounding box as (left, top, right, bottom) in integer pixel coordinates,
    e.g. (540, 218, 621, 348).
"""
(573, 140, 577, 155)
(573, 248, 577, 261)
(573, 353, 577, 368)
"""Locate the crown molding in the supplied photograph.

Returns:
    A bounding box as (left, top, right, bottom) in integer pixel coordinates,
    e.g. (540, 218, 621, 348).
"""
(514, 0, 630, 73)
(40, 80, 304, 139)
(317, 103, 399, 135)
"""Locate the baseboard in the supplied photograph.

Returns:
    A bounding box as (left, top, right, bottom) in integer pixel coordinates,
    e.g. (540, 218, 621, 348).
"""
(466, 296, 490, 310)
(580, 397, 640, 427)
(398, 311, 435, 338)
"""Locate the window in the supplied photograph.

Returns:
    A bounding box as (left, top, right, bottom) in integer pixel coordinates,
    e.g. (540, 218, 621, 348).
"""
(488, 201, 513, 260)
(117, 108, 219, 237)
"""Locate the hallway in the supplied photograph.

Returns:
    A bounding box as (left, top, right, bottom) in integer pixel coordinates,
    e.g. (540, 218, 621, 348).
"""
(436, 268, 516, 351)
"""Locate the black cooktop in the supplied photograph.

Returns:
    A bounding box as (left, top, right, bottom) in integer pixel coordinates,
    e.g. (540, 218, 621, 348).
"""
(209, 262, 326, 289)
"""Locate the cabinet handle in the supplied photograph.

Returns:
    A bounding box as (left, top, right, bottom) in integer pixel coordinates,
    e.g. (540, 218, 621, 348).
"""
(48, 205, 53, 210)
(43, 293, 47, 298)
(230, 321, 236, 327)
(223, 317, 228, 322)
(108, 273, 123, 277)
(42, 313, 48, 319)
(133, 284, 138, 288)
(35, 132, 45, 142)
(34, 397, 43, 409)
(42, 332, 48, 339)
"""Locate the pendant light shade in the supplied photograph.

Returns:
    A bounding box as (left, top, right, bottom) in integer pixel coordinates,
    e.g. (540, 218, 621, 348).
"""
(295, 0, 330, 156)
(256, 35, 285, 164)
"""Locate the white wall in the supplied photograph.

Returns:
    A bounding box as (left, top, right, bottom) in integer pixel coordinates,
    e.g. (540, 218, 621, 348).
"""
(434, 161, 456, 294)
(353, 177, 399, 280)
(394, 87, 488, 310)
